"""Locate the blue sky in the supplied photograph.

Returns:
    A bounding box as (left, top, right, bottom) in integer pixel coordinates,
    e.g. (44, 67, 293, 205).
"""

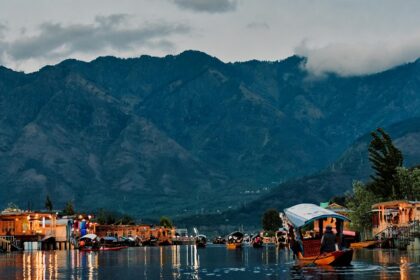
(2, 0, 420, 76)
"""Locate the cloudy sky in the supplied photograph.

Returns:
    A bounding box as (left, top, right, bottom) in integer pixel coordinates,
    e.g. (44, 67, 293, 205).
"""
(2, 0, 420, 76)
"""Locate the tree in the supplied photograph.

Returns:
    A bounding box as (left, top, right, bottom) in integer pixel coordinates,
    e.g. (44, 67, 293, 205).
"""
(262, 208, 282, 232)
(397, 167, 420, 200)
(367, 128, 403, 199)
(160, 216, 173, 228)
(329, 195, 347, 206)
(347, 181, 379, 238)
(63, 201, 75, 215)
(44, 195, 53, 211)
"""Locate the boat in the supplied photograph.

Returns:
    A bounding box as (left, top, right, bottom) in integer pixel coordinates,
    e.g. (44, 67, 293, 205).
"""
(226, 231, 243, 249)
(275, 228, 289, 248)
(79, 234, 128, 252)
(251, 234, 263, 248)
(141, 235, 158, 246)
(350, 240, 382, 249)
(78, 234, 100, 250)
(79, 245, 128, 252)
(195, 234, 207, 248)
(212, 236, 226, 244)
(284, 203, 353, 266)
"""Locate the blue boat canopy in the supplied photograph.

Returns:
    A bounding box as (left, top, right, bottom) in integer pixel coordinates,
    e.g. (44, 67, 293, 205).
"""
(284, 203, 350, 228)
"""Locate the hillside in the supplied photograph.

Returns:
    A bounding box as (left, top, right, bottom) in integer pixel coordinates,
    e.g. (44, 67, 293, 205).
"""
(178, 118, 420, 231)
(0, 51, 419, 218)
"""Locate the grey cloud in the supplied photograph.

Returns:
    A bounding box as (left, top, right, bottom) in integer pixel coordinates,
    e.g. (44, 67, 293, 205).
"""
(246, 22, 270, 30)
(0, 22, 7, 39)
(295, 38, 420, 77)
(171, 0, 237, 13)
(3, 14, 190, 61)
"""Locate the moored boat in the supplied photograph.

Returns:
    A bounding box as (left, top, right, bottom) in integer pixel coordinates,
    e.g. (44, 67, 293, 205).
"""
(284, 203, 353, 266)
(226, 231, 243, 249)
(195, 234, 207, 248)
(79, 245, 128, 252)
(251, 234, 263, 248)
(350, 240, 380, 249)
(212, 236, 226, 244)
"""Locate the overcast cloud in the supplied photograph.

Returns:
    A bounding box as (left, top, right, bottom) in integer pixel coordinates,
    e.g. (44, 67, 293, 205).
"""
(170, 0, 237, 13)
(2, 0, 420, 75)
(2, 14, 189, 63)
(296, 37, 420, 77)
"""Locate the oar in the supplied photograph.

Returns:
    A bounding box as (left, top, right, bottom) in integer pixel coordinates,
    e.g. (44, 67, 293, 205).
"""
(306, 252, 323, 267)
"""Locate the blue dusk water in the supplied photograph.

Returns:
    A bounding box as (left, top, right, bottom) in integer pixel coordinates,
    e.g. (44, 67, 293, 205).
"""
(1, 245, 420, 279)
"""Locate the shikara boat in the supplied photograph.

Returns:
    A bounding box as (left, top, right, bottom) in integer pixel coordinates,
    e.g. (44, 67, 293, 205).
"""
(350, 240, 380, 249)
(226, 231, 244, 249)
(195, 234, 207, 248)
(79, 245, 128, 252)
(284, 203, 353, 266)
(79, 234, 128, 252)
(251, 235, 263, 248)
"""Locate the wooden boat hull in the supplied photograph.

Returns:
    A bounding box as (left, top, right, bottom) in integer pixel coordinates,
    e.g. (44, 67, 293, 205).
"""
(350, 240, 379, 249)
(80, 246, 128, 252)
(298, 249, 353, 266)
(227, 243, 242, 249)
(196, 242, 206, 248)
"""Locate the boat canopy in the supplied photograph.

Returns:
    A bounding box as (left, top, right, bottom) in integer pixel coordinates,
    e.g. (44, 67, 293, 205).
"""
(228, 231, 244, 239)
(284, 203, 350, 228)
(80, 234, 98, 240)
(102, 236, 118, 242)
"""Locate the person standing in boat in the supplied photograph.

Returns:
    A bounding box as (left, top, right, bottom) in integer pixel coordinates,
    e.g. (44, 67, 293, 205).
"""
(320, 225, 336, 253)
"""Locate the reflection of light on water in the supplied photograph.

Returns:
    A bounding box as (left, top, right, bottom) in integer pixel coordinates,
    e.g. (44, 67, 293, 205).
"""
(87, 252, 98, 280)
(160, 246, 164, 280)
(22, 251, 59, 280)
(182, 245, 200, 279)
(400, 256, 409, 280)
(171, 245, 181, 279)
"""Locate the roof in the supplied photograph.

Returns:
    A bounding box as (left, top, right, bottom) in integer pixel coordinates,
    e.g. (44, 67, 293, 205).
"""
(80, 234, 98, 240)
(284, 203, 350, 228)
(372, 200, 420, 209)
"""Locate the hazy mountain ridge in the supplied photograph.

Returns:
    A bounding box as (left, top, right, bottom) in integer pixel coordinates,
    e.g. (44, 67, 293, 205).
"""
(0, 51, 419, 219)
(179, 117, 420, 230)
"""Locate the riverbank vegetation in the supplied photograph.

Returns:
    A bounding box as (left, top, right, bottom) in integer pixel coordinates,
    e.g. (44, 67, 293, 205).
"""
(345, 128, 420, 236)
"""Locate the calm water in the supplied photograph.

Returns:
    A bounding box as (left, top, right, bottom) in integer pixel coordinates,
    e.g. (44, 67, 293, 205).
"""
(1, 245, 420, 279)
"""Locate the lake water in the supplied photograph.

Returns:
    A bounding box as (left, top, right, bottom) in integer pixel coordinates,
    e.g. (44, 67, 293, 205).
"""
(1, 245, 420, 279)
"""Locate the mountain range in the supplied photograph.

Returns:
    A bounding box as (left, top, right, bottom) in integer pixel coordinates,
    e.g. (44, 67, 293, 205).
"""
(0, 50, 419, 224)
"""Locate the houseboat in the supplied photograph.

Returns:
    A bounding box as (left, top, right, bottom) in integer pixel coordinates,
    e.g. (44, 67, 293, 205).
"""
(371, 200, 420, 249)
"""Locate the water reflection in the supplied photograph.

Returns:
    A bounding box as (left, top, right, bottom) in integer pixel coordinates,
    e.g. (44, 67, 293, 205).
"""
(1, 246, 420, 279)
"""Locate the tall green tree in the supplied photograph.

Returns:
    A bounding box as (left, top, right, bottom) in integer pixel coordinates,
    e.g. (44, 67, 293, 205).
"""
(44, 195, 53, 211)
(160, 216, 173, 228)
(367, 128, 403, 199)
(63, 201, 75, 215)
(262, 208, 282, 232)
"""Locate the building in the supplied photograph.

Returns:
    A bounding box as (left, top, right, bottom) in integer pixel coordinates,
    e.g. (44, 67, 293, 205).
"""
(96, 224, 151, 240)
(371, 200, 420, 236)
(95, 224, 175, 245)
(0, 208, 57, 241)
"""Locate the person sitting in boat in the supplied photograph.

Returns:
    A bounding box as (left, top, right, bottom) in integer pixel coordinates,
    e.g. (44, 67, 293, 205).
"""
(320, 225, 336, 253)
